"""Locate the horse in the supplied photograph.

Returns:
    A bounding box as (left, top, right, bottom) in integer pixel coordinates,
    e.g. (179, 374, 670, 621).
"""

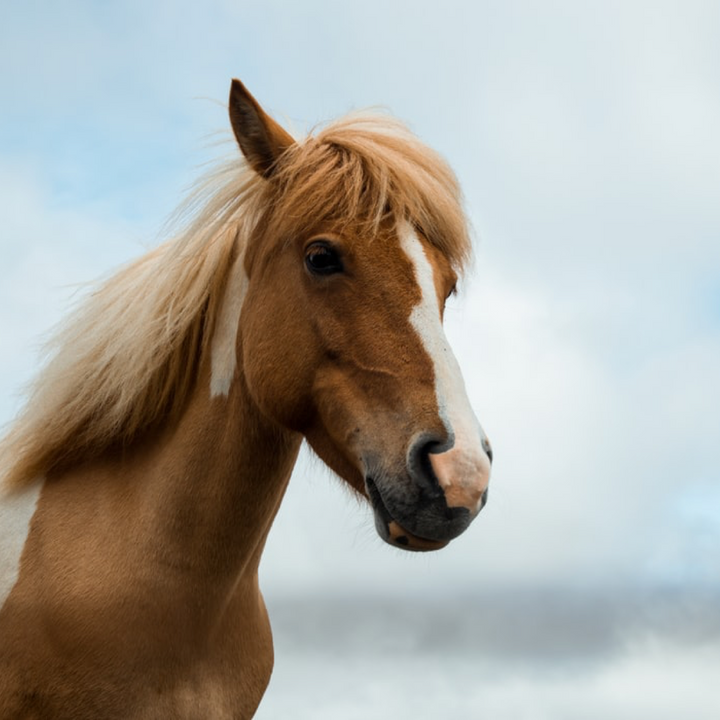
(0, 79, 492, 719)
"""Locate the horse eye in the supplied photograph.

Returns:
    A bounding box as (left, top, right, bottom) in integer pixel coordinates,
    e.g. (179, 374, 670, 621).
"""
(305, 241, 343, 276)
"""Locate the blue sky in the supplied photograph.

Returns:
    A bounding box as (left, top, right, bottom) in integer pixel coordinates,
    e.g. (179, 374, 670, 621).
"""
(1, 0, 719, 597)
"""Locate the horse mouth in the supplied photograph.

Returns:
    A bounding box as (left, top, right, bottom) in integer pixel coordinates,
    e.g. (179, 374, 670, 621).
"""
(365, 477, 449, 552)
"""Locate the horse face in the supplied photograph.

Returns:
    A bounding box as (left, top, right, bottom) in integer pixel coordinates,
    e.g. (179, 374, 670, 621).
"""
(240, 218, 491, 551)
(230, 80, 491, 551)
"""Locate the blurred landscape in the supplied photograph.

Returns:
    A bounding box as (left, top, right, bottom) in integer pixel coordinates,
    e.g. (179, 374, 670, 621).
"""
(258, 588, 720, 719)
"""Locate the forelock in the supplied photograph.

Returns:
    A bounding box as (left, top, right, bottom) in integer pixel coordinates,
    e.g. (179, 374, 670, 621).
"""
(265, 113, 472, 272)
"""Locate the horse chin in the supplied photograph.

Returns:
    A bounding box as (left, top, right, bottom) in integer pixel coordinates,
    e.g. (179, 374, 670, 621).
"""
(365, 477, 450, 553)
(380, 517, 450, 552)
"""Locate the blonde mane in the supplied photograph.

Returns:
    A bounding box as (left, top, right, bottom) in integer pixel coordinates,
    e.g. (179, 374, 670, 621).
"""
(1, 111, 471, 490)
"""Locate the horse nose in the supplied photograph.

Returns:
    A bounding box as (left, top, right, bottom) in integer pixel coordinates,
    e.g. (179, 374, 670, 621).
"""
(408, 431, 491, 515)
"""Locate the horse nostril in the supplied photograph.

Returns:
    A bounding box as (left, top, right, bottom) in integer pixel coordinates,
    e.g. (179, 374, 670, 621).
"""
(482, 438, 493, 465)
(480, 488, 489, 510)
(408, 437, 445, 497)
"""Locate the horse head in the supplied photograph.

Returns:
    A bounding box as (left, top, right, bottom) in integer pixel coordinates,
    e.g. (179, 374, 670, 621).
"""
(229, 80, 492, 551)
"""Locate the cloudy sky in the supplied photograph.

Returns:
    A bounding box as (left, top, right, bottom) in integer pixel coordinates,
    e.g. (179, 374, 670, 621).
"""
(1, 1, 718, 601)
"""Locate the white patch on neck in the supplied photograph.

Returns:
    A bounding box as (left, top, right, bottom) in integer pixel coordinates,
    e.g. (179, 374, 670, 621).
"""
(399, 226, 486, 455)
(210, 250, 248, 398)
(0, 480, 42, 610)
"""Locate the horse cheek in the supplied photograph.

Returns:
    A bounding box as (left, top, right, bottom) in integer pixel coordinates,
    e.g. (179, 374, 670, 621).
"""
(241, 304, 318, 432)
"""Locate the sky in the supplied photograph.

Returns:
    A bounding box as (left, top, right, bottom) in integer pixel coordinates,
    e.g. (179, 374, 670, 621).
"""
(1, 0, 719, 603)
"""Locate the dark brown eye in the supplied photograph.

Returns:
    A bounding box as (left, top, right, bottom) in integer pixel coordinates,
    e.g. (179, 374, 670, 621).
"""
(305, 241, 343, 276)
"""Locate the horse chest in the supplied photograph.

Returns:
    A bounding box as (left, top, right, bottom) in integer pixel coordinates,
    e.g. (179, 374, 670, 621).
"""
(0, 478, 274, 720)
(0, 581, 273, 720)
(0, 670, 267, 720)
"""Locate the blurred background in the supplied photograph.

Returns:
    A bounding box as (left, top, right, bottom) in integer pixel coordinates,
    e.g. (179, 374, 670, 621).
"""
(1, 1, 719, 717)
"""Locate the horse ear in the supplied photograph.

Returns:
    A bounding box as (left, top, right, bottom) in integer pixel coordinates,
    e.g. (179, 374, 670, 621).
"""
(229, 79, 295, 179)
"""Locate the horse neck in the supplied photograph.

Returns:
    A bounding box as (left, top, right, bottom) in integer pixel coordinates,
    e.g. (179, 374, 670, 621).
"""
(0, 363, 300, 712)
(109, 361, 302, 590)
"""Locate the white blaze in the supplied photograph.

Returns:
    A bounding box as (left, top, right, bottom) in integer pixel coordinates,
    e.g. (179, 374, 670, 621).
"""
(210, 251, 248, 398)
(0, 481, 42, 610)
(400, 227, 490, 510)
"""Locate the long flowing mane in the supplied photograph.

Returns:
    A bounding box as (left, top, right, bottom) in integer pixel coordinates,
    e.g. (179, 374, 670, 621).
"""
(0, 112, 471, 490)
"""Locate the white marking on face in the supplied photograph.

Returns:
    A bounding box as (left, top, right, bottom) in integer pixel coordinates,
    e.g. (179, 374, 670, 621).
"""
(0, 480, 42, 610)
(210, 251, 248, 398)
(399, 226, 490, 510)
